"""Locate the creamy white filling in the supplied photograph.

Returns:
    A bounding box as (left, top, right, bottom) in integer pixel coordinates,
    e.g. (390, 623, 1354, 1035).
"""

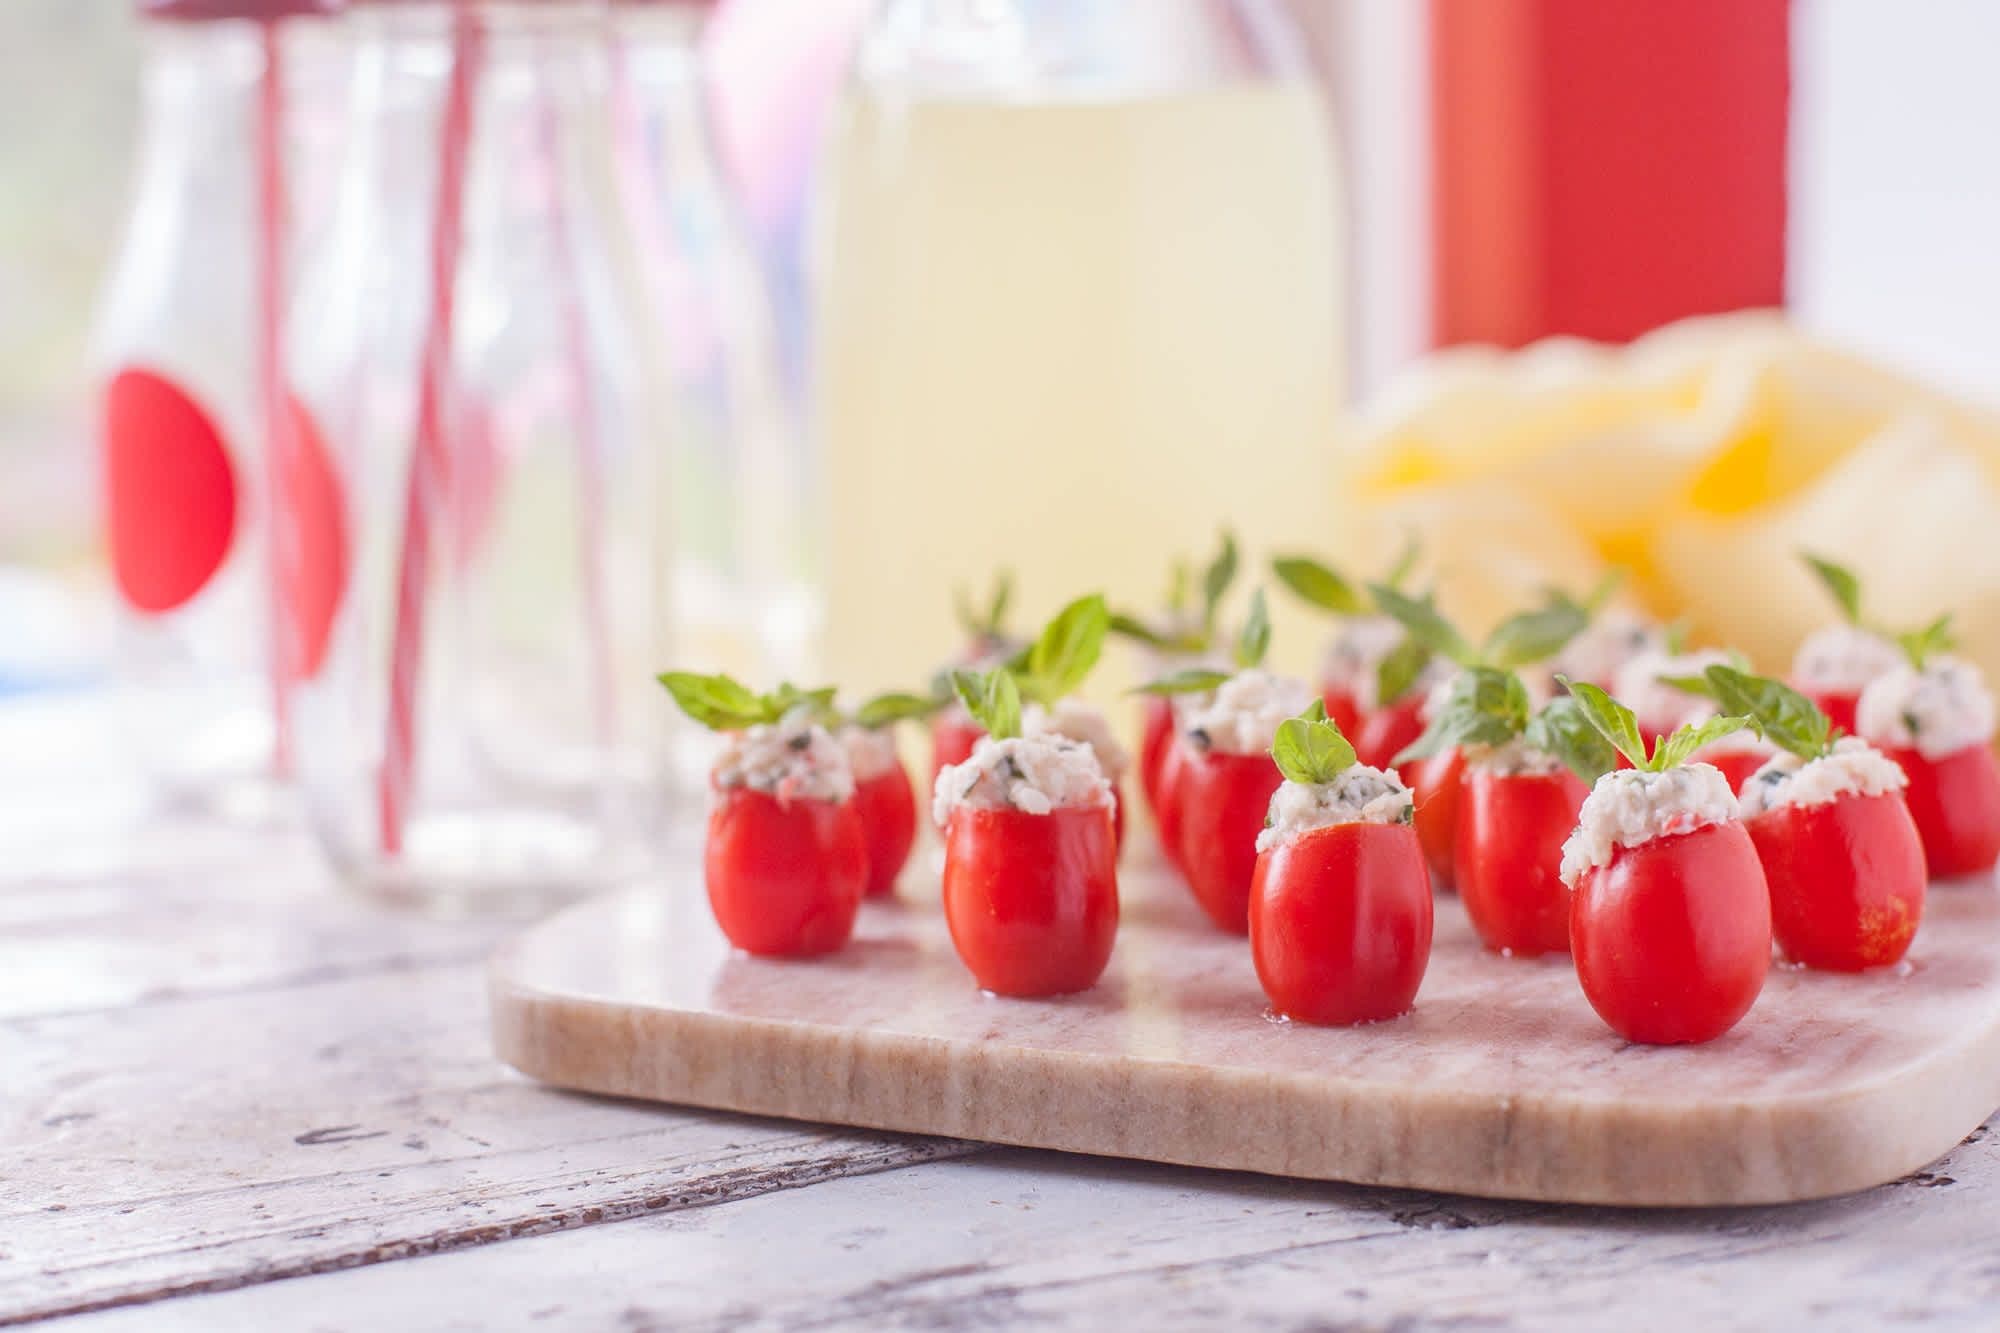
(1612, 648, 1736, 735)
(838, 724, 902, 782)
(1180, 668, 1315, 756)
(1553, 609, 1666, 689)
(1738, 737, 1908, 817)
(1791, 624, 1904, 695)
(1558, 764, 1739, 887)
(1023, 698, 1131, 783)
(1319, 615, 1407, 711)
(713, 714, 855, 803)
(932, 733, 1112, 825)
(1856, 655, 1998, 761)
(1256, 764, 1414, 853)
(1465, 738, 1566, 777)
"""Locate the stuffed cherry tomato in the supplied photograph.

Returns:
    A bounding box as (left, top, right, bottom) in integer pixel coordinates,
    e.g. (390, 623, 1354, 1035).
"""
(1550, 608, 1664, 693)
(1174, 669, 1315, 932)
(1740, 740, 1924, 970)
(930, 708, 985, 788)
(1026, 697, 1131, 854)
(1454, 750, 1589, 956)
(1251, 761, 1430, 1025)
(1614, 647, 1735, 750)
(1411, 748, 1466, 888)
(935, 735, 1119, 996)
(841, 726, 917, 898)
(1563, 765, 1769, 1044)
(1354, 692, 1427, 774)
(703, 720, 868, 957)
(1318, 685, 1364, 739)
(1792, 623, 1901, 736)
(1857, 656, 2000, 878)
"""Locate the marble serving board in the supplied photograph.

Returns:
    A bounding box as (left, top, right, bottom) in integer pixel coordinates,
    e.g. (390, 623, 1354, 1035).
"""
(490, 846, 2000, 1207)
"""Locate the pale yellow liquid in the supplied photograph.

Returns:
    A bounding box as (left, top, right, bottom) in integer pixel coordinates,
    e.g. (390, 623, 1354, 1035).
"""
(813, 84, 1344, 694)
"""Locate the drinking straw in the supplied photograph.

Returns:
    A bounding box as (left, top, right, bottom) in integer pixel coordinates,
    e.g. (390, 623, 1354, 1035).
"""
(379, 2, 485, 856)
(256, 17, 293, 776)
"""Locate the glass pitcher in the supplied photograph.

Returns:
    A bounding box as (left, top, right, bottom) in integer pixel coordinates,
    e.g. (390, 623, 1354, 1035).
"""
(289, 0, 670, 914)
(812, 0, 1344, 695)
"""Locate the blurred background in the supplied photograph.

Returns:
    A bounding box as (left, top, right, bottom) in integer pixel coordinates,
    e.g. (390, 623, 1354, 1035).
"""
(5, 0, 2000, 904)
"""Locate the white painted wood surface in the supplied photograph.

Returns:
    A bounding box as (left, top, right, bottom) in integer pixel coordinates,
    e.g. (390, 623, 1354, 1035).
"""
(4, 693, 2000, 1329)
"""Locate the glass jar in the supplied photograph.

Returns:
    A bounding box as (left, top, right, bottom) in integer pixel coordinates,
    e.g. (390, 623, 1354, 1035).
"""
(92, 0, 344, 816)
(609, 0, 821, 753)
(812, 0, 1345, 695)
(290, 0, 671, 913)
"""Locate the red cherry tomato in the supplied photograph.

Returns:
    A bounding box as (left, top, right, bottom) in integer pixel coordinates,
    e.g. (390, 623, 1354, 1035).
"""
(1884, 743, 2000, 879)
(941, 804, 1119, 996)
(1799, 684, 1862, 737)
(930, 713, 986, 788)
(1570, 821, 1770, 1044)
(1746, 791, 1925, 970)
(1318, 684, 1364, 739)
(851, 762, 918, 898)
(1704, 744, 1775, 796)
(1249, 822, 1433, 1025)
(1154, 738, 1192, 870)
(1177, 748, 1285, 932)
(1355, 693, 1427, 773)
(1138, 697, 1174, 813)
(1411, 748, 1466, 888)
(704, 787, 867, 957)
(1454, 767, 1588, 956)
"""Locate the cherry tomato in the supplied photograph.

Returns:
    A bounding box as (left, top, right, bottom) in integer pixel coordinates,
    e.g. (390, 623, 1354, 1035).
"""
(1746, 791, 1925, 970)
(1799, 684, 1862, 737)
(1884, 743, 2000, 879)
(1154, 737, 1192, 870)
(1570, 821, 1770, 1044)
(1177, 748, 1285, 932)
(1138, 697, 1174, 814)
(1704, 744, 1774, 796)
(1411, 748, 1466, 888)
(1110, 781, 1126, 853)
(1318, 684, 1364, 739)
(941, 804, 1119, 996)
(1249, 822, 1433, 1025)
(705, 787, 867, 957)
(1454, 767, 1588, 955)
(1355, 693, 1427, 773)
(930, 713, 985, 789)
(852, 762, 918, 898)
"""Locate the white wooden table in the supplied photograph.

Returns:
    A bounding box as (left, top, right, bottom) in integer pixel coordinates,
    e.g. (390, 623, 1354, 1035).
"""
(5, 693, 2000, 1331)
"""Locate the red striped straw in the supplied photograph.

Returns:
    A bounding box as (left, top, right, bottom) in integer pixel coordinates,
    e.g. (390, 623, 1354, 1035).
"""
(379, 3, 486, 856)
(256, 18, 293, 776)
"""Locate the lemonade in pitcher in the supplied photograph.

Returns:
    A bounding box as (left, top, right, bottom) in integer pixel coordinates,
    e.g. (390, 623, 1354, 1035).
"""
(813, 0, 1343, 691)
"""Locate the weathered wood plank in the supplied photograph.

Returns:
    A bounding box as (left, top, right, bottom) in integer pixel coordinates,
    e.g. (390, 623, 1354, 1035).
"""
(57, 1126, 2000, 1332)
(0, 959, 975, 1325)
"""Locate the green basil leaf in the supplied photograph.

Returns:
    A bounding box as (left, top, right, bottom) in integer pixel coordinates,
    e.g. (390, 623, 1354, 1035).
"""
(767, 682, 839, 724)
(1483, 601, 1590, 669)
(1652, 713, 1755, 771)
(1024, 593, 1109, 703)
(1655, 673, 1716, 700)
(987, 571, 1014, 637)
(1897, 613, 1956, 671)
(1524, 696, 1620, 785)
(1130, 668, 1233, 697)
(1392, 667, 1528, 766)
(1167, 560, 1192, 617)
(1558, 676, 1648, 770)
(1271, 555, 1367, 615)
(1368, 583, 1474, 666)
(1375, 634, 1432, 708)
(1382, 529, 1422, 591)
(1701, 664, 1830, 760)
(951, 667, 1021, 741)
(1802, 551, 1863, 624)
(1202, 530, 1240, 633)
(1234, 587, 1271, 670)
(1107, 611, 1168, 648)
(656, 671, 774, 731)
(852, 691, 945, 730)
(1271, 703, 1357, 785)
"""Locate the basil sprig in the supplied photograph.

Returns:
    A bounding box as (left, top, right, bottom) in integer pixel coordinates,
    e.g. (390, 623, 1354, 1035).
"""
(1696, 665, 1831, 761)
(1270, 699, 1357, 785)
(950, 667, 1023, 741)
(657, 673, 836, 731)
(954, 569, 1014, 643)
(1560, 676, 1752, 773)
(1523, 696, 1620, 784)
